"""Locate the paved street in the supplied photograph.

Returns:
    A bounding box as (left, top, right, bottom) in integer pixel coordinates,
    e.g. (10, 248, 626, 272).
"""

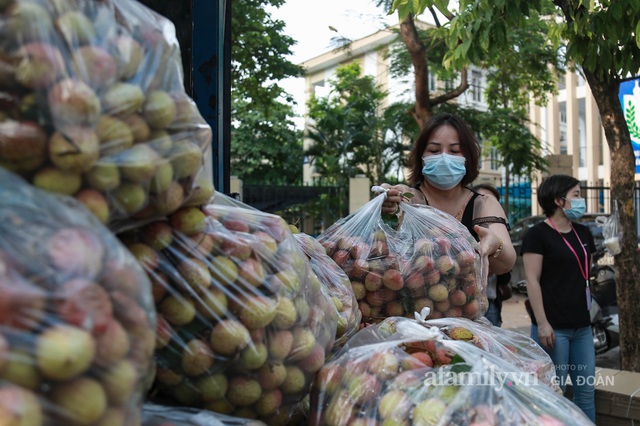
(501, 292, 621, 369)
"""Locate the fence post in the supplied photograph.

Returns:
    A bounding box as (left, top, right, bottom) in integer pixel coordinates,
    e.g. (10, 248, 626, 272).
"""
(349, 175, 371, 214)
(230, 176, 243, 199)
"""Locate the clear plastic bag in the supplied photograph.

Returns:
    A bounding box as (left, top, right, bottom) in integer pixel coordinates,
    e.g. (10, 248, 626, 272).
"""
(142, 403, 268, 426)
(597, 201, 623, 255)
(0, 168, 156, 425)
(316, 192, 485, 325)
(423, 316, 559, 391)
(0, 0, 213, 231)
(308, 316, 594, 426)
(293, 232, 361, 357)
(122, 192, 337, 424)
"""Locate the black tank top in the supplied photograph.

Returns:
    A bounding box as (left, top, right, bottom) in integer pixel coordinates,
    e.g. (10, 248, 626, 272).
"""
(414, 184, 480, 241)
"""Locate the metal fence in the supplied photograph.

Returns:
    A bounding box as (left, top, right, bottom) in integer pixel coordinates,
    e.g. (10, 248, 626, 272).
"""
(239, 182, 640, 235)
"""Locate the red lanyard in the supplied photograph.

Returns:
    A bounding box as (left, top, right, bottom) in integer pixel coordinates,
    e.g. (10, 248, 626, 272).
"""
(548, 218, 591, 310)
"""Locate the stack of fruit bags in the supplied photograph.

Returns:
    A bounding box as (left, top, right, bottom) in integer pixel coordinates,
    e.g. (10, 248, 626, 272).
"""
(142, 403, 267, 426)
(308, 314, 594, 426)
(0, 0, 213, 231)
(293, 232, 361, 356)
(0, 168, 156, 425)
(424, 316, 559, 392)
(317, 190, 486, 326)
(121, 191, 338, 424)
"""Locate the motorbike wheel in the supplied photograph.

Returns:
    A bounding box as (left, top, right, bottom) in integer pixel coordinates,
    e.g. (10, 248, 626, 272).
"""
(592, 324, 609, 354)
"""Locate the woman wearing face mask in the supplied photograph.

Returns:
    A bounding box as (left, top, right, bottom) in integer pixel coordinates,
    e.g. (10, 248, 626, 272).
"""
(522, 174, 596, 422)
(381, 113, 515, 275)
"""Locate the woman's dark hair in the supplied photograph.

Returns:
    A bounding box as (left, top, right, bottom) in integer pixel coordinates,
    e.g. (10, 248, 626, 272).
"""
(537, 174, 581, 217)
(407, 113, 481, 187)
(471, 183, 500, 201)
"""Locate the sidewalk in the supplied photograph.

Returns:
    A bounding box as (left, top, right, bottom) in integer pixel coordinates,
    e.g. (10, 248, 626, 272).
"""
(500, 292, 621, 370)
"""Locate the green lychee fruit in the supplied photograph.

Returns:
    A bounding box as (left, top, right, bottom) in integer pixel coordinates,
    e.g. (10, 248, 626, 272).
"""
(412, 398, 447, 426)
(111, 35, 144, 80)
(83, 161, 120, 191)
(111, 182, 147, 214)
(102, 82, 144, 119)
(48, 78, 101, 126)
(158, 295, 196, 326)
(169, 140, 203, 179)
(226, 376, 262, 407)
(99, 359, 138, 405)
(33, 166, 82, 195)
(117, 144, 160, 182)
(280, 365, 306, 394)
(235, 295, 277, 330)
(209, 319, 250, 356)
(256, 362, 287, 390)
(50, 377, 107, 425)
(36, 324, 95, 380)
(169, 207, 207, 236)
(14, 42, 66, 89)
(49, 126, 100, 173)
(71, 45, 117, 90)
(267, 330, 293, 361)
(181, 339, 214, 376)
(239, 342, 268, 370)
(272, 297, 297, 329)
(96, 115, 134, 155)
(55, 10, 96, 46)
(288, 327, 317, 361)
(196, 373, 228, 402)
(142, 90, 177, 129)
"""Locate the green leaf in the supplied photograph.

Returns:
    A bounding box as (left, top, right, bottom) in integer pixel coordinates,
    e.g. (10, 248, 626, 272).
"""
(636, 20, 640, 48)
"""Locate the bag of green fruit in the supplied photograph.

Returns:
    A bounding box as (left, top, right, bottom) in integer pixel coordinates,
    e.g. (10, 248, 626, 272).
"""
(423, 316, 559, 391)
(308, 314, 594, 426)
(0, 0, 213, 232)
(142, 403, 268, 426)
(293, 232, 361, 357)
(316, 189, 485, 325)
(0, 168, 156, 426)
(121, 191, 337, 425)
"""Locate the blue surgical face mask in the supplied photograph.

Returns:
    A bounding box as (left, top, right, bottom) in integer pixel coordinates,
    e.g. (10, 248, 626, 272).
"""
(563, 197, 586, 220)
(421, 153, 467, 190)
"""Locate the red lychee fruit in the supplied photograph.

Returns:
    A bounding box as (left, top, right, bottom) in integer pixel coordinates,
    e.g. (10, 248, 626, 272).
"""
(382, 269, 404, 291)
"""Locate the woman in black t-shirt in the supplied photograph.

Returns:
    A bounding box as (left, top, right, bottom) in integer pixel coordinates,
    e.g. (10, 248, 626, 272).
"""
(522, 174, 596, 422)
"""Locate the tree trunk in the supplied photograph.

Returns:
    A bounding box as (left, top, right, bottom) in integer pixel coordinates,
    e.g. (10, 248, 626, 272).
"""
(584, 70, 640, 372)
(400, 15, 469, 130)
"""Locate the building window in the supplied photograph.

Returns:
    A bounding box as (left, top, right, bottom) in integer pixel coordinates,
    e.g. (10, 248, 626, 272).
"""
(444, 79, 454, 92)
(471, 71, 482, 103)
(429, 72, 437, 92)
(489, 146, 500, 170)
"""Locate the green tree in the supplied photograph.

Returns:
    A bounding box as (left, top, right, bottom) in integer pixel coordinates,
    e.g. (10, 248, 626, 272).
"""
(230, 0, 304, 184)
(305, 63, 402, 194)
(388, 0, 640, 371)
(376, 2, 556, 216)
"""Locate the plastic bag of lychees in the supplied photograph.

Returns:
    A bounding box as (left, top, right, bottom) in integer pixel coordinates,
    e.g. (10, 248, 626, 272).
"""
(120, 191, 338, 424)
(142, 403, 268, 426)
(0, 168, 156, 425)
(422, 316, 559, 392)
(293, 232, 361, 357)
(317, 191, 485, 325)
(308, 315, 594, 426)
(0, 0, 213, 232)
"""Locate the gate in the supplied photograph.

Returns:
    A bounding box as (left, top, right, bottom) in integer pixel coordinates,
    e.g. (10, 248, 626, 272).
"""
(240, 184, 347, 235)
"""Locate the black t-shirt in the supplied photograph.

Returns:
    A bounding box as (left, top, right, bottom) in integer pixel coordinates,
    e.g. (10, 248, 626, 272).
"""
(521, 221, 595, 329)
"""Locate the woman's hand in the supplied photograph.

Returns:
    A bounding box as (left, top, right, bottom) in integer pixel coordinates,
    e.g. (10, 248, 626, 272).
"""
(474, 225, 503, 259)
(379, 184, 407, 214)
(537, 321, 555, 349)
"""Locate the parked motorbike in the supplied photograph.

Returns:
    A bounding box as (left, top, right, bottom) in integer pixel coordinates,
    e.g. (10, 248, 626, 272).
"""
(589, 260, 619, 354)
